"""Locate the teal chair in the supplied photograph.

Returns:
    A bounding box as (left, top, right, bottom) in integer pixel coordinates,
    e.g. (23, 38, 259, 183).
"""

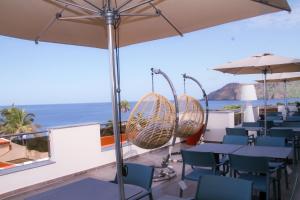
(221, 135, 248, 173)
(269, 129, 298, 162)
(195, 175, 252, 200)
(242, 122, 260, 127)
(113, 163, 154, 200)
(180, 150, 220, 197)
(282, 121, 300, 127)
(226, 128, 247, 136)
(223, 135, 248, 145)
(229, 154, 277, 200)
(226, 127, 254, 143)
(255, 136, 289, 191)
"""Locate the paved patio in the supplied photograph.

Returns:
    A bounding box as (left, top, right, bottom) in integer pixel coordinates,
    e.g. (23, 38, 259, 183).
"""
(1, 143, 299, 200)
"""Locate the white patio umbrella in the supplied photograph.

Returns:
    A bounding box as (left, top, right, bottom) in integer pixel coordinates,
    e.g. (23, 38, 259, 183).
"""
(214, 53, 300, 135)
(256, 72, 300, 110)
(0, 1, 291, 199)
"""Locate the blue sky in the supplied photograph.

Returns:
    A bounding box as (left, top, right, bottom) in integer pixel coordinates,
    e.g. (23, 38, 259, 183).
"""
(1, 0, 300, 106)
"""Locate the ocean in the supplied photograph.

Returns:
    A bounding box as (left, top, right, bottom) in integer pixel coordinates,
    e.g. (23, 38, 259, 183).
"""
(1, 98, 300, 129)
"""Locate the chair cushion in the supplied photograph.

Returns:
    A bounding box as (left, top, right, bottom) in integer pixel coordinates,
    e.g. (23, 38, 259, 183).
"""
(131, 186, 151, 199)
(239, 174, 267, 192)
(184, 168, 219, 181)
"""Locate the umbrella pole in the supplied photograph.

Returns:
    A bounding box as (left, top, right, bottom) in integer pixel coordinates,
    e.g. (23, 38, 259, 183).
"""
(106, 15, 126, 200)
(284, 80, 288, 116)
(263, 69, 267, 135)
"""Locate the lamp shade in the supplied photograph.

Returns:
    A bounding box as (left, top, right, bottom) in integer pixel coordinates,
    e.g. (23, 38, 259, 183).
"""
(240, 84, 257, 101)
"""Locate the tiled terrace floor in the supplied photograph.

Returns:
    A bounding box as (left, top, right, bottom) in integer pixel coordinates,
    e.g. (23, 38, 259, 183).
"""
(1, 143, 300, 200)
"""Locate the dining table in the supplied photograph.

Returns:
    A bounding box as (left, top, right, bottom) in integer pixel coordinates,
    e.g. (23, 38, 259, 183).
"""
(25, 178, 143, 200)
(187, 143, 243, 154)
(232, 145, 292, 159)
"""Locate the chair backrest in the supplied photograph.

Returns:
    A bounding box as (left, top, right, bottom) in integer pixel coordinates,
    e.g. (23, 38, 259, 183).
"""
(266, 115, 283, 121)
(195, 175, 252, 200)
(223, 135, 248, 145)
(118, 163, 154, 190)
(242, 122, 260, 127)
(282, 121, 300, 127)
(229, 154, 269, 174)
(181, 150, 216, 168)
(267, 112, 282, 116)
(269, 129, 294, 139)
(257, 120, 274, 129)
(286, 116, 300, 122)
(255, 136, 286, 147)
(226, 128, 248, 136)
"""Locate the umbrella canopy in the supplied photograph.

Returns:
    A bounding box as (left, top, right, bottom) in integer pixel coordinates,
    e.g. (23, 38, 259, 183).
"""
(0, 0, 291, 48)
(214, 53, 300, 74)
(213, 53, 300, 135)
(256, 72, 300, 82)
(0, 0, 291, 199)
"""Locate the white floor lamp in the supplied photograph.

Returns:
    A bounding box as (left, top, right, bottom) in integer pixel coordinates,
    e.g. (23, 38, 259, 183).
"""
(240, 84, 258, 122)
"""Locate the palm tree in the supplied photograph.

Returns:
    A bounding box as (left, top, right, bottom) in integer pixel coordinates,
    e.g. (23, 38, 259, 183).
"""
(120, 100, 130, 113)
(0, 106, 37, 135)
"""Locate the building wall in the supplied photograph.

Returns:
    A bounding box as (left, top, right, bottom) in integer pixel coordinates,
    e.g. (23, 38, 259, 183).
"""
(0, 123, 152, 195)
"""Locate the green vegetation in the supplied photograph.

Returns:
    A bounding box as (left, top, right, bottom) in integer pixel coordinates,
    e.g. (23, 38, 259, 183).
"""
(120, 100, 131, 113)
(0, 106, 37, 135)
(276, 102, 284, 106)
(223, 105, 241, 110)
(101, 100, 131, 137)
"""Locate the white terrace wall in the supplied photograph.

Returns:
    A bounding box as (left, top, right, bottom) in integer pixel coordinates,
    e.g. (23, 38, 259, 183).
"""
(0, 123, 151, 195)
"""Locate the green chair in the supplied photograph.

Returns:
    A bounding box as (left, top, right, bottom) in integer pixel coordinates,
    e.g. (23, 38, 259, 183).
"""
(229, 154, 277, 200)
(242, 122, 260, 127)
(195, 175, 252, 200)
(269, 129, 298, 161)
(226, 127, 247, 136)
(113, 163, 154, 200)
(180, 150, 220, 197)
(226, 127, 254, 143)
(223, 135, 248, 145)
(282, 121, 300, 127)
(255, 136, 289, 191)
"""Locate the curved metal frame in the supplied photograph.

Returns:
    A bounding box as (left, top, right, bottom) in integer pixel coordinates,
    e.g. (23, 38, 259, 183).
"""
(151, 68, 179, 181)
(182, 73, 209, 137)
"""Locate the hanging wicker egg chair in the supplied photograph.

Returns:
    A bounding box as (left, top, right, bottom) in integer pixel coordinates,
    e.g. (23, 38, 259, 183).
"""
(176, 94, 204, 138)
(126, 92, 176, 149)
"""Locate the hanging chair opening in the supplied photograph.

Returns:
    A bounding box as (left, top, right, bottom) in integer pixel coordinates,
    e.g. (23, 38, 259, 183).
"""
(177, 94, 204, 138)
(126, 92, 175, 149)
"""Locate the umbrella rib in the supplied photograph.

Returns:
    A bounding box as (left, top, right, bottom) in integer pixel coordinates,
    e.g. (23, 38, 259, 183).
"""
(149, 3, 183, 37)
(35, 7, 67, 44)
(83, 0, 104, 12)
(54, 0, 98, 13)
(117, 0, 135, 11)
(120, 13, 159, 17)
(119, 0, 154, 13)
(251, 0, 291, 12)
(59, 15, 103, 20)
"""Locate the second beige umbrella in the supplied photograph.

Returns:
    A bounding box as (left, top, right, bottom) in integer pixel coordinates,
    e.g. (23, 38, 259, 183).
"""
(256, 72, 300, 110)
(214, 53, 300, 134)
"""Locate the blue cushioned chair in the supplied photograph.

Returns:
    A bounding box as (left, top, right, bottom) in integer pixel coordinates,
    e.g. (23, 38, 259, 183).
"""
(223, 135, 248, 145)
(113, 163, 154, 200)
(229, 154, 277, 200)
(255, 136, 289, 191)
(226, 127, 247, 136)
(195, 175, 252, 200)
(226, 127, 254, 143)
(180, 150, 220, 197)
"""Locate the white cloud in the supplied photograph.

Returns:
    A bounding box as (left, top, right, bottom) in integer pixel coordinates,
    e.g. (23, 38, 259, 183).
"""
(245, 2, 300, 29)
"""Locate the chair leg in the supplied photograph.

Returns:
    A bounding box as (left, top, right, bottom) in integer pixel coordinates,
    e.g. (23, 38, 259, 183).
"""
(149, 193, 153, 200)
(179, 188, 183, 197)
(284, 167, 289, 189)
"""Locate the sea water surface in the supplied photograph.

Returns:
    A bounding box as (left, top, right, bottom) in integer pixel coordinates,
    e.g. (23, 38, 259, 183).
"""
(1, 98, 299, 129)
